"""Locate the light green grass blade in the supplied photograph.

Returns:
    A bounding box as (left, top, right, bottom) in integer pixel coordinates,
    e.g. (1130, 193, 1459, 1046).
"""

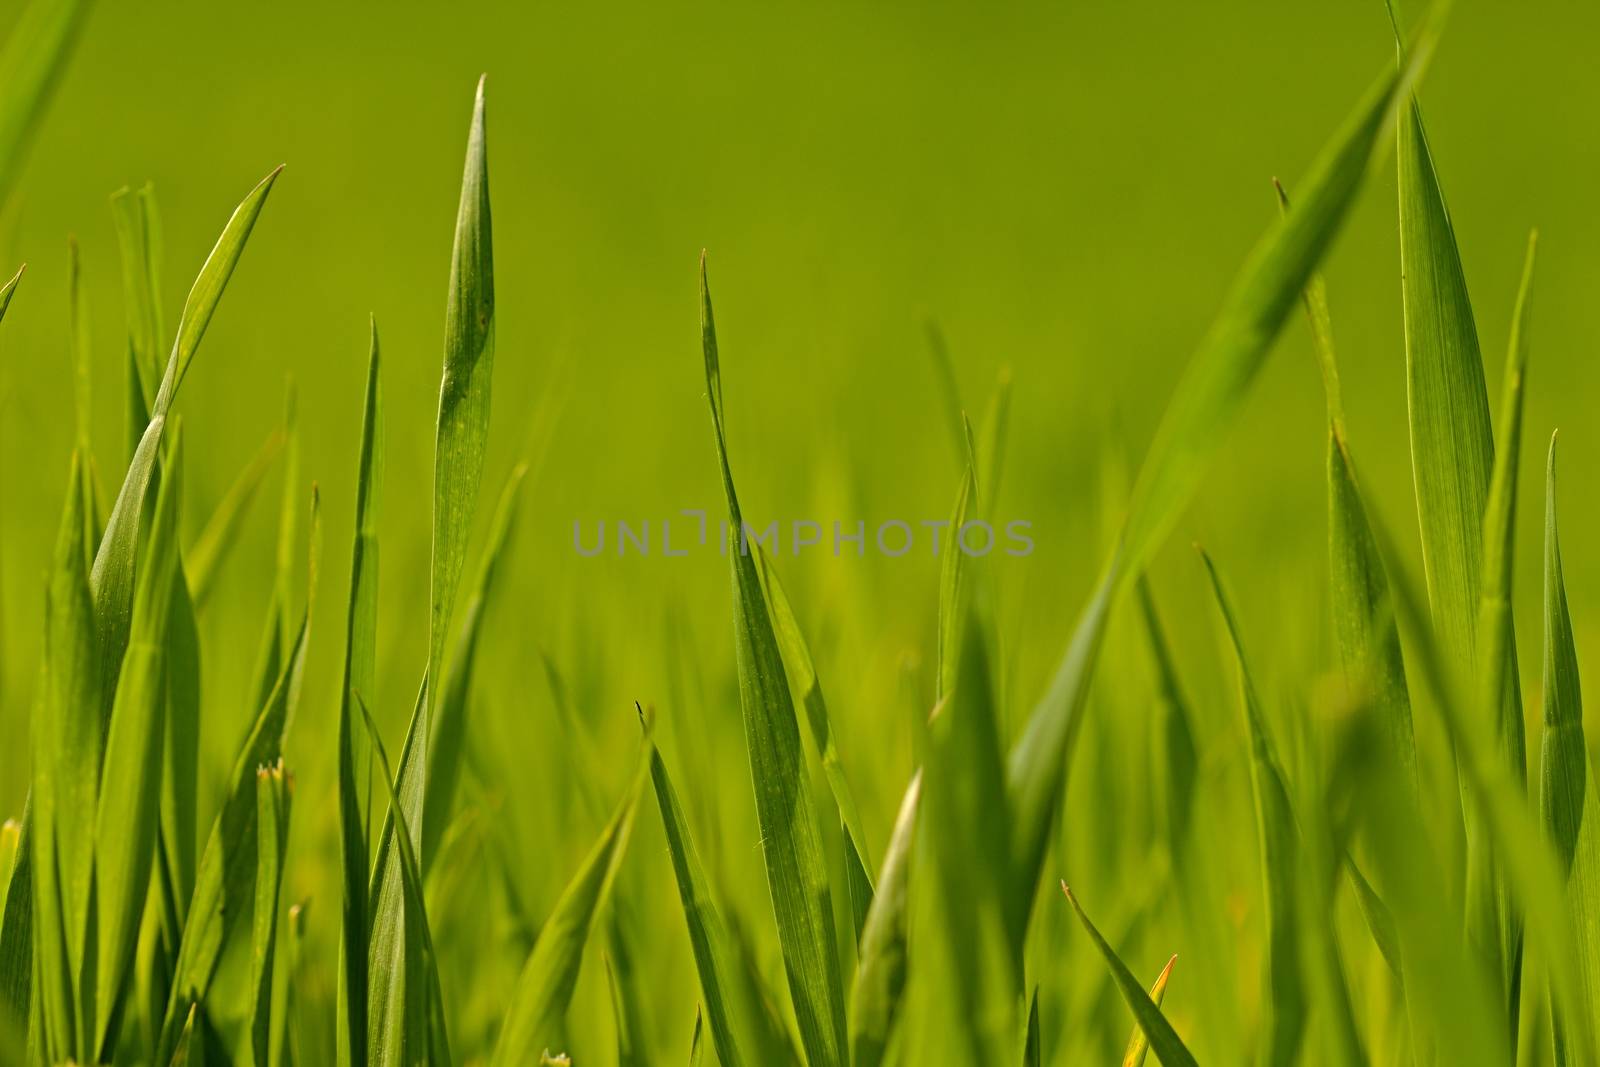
(0, 0, 91, 211)
(645, 722, 756, 1067)
(847, 772, 918, 1067)
(92, 427, 183, 1058)
(336, 322, 382, 1067)
(923, 320, 968, 465)
(754, 544, 875, 936)
(1062, 884, 1198, 1067)
(0, 803, 32, 1040)
(1005, 20, 1441, 917)
(155, 501, 314, 1064)
(699, 253, 849, 1067)
(359, 696, 452, 1067)
(1200, 549, 1306, 1066)
(936, 450, 976, 703)
(0, 265, 21, 319)
(249, 761, 290, 1067)
(491, 764, 645, 1065)
(186, 427, 285, 610)
(1122, 954, 1176, 1067)
(423, 461, 526, 867)
(111, 182, 166, 460)
(93, 166, 283, 714)
(1538, 434, 1600, 1063)
(167, 1004, 200, 1067)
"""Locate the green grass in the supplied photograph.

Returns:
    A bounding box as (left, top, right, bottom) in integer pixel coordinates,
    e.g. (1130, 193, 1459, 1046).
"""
(5, 0, 1600, 1064)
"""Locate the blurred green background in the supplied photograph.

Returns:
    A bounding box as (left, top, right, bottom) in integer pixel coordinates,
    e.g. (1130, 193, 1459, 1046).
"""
(2, 1, 1598, 1058)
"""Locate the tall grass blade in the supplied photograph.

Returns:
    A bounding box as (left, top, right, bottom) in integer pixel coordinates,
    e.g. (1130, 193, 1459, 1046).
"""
(1538, 434, 1600, 1063)
(1062, 884, 1198, 1067)
(490, 764, 645, 1065)
(0, 803, 32, 1039)
(68, 237, 91, 453)
(848, 773, 918, 1067)
(0, 0, 92, 211)
(249, 762, 291, 1067)
(699, 253, 849, 1067)
(110, 183, 166, 416)
(1122, 954, 1176, 1067)
(186, 427, 285, 610)
(754, 545, 875, 936)
(1200, 549, 1306, 1065)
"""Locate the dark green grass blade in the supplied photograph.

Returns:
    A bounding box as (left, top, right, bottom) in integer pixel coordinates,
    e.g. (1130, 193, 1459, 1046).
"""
(645, 722, 756, 1067)
(249, 762, 290, 1067)
(1200, 549, 1306, 1065)
(1538, 434, 1600, 1062)
(186, 427, 285, 609)
(1023, 988, 1040, 1067)
(848, 772, 918, 1067)
(754, 545, 875, 933)
(92, 426, 183, 1058)
(1122, 955, 1176, 1067)
(1005, 21, 1441, 921)
(423, 461, 526, 868)
(336, 322, 382, 1067)
(0, 0, 92, 211)
(92, 166, 282, 717)
(699, 254, 848, 1067)
(0, 802, 32, 1040)
(491, 764, 645, 1064)
(1062, 884, 1199, 1067)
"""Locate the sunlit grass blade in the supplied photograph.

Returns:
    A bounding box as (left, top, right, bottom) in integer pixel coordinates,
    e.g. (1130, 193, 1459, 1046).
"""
(1062, 884, 1198, 1067)
(167, 1004, 200, 1067)
(1538, 433, 1600, 1062)
(336, 322, 382, 1067)
(156, 495, 315, 1063)
(92, 166, 283, 715)
(699, 253, 848, 1067)
(1122, 954, 1176, 1067)
(249, 761, 291, 1067)
(754, 544, 875, 936)
(0, 0, 91, 211)
(645, 717, 757, 1067)
(359, 695, 452, 1067)
(92, 423, 184, 1058)
(0, 265, 21, 320)
(423, 461, 526, 867)
(849, 772, 918, 1067)
(490, 763, 645, 1064)
(186, 426, 285, 610)
(1200, 549, 1306, 1065)
(1005, 17, 1442, 917)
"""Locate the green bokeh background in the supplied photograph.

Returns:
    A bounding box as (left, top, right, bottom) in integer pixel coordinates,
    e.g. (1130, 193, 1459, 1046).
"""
(2, 1, 1598, 1058)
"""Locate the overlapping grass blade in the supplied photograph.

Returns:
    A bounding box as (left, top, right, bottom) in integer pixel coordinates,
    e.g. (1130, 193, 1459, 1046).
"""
(1122, 954, 1176, 1067)
(92, 166, 283, 713)
(754, 545, 875, 938)
(1005, 16, 1442, 919)
(0, 0, 91, 211)
(250, 761, 291, 1067)
(0, 802, 32, 1038)
(92, 423, 184, 1058)
(699, 253, 848, 1067)
(847, 772, 918, 1067)
(111, 183, 165, 457)
(336, 322, 382, 1067)
(1538, 434, 1600, 1062)
(1062, 884, 1198, 1067)
(490, 763, 645, 1064)
(1200, 549, 1306, 1065)
(1023, 988, 1040, 1067)
(187, 427, 285, 610)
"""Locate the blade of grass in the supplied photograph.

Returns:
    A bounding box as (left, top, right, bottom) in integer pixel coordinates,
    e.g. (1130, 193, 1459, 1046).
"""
(1538, 433, 1600, 1063)
(848, 773, 918, 1067)
(249, 762, 291, 1067)
(490, 762, 645, 1064)
(699, 253, 848, 1067)
(1122, 955, 1176, 1067)
(186, 427, 286, 610)
(1062, 884, 1199, 1067)
(0, 802, 32, 1039)
(68, 236, 91, 453)
(1199, 549, 1306, 1066)
(0, 0, 92, 211)
(110, 183, 166, 416)
(0, 265, 21, 319)
(1023, 988, 1040, 1067)
(754, 544, 875, 938)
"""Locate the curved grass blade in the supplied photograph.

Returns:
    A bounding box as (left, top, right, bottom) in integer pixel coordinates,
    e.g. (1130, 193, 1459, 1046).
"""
(93, 426, 184, 1057)
(1199, 549, 1305, 1065)
(490, 764, 645, 1065)
(848, 773, 918, 1067)
(1538, 434, 1600, 1062)
(699, 254, 848, 1067)
(1062, 884, 1198, 1067)
(249, 762, 291, 1067)
(93, 166, 283, 715)
(0, 265, 21, 320)
(1006, 18, 1443, 917)
(754, 544, 875, 937)
(1122, 954, 1176, 1067)
(186, 427, 286, 610)
(0, 0, 92, 211)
